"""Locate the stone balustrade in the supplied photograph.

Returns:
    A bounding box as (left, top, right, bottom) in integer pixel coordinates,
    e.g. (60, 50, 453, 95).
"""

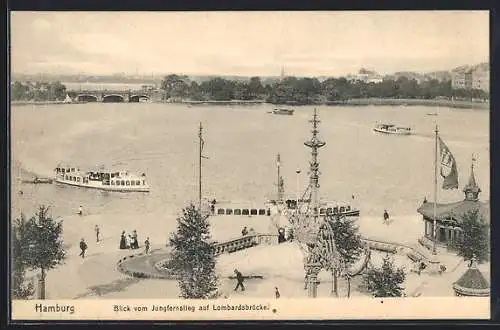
(361, 237, 432, 264)
(213, 234, 278, 255)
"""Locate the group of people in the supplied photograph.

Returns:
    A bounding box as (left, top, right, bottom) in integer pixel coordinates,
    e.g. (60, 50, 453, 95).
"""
(119, 230, 151, 254)
(120, 230, 139, 250)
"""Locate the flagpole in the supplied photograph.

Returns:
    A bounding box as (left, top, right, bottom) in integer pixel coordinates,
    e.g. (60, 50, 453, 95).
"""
(433, 124, 438, 255)
(199, 122, 202, 211)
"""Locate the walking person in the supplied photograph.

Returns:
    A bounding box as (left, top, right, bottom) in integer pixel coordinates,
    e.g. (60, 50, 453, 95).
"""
(132, 230, 139, 249)
(275, 287, 281, 299)
(233, 269, 245, 292)
(78, 205, 83, 216)
(144, 237, 150, 254)
(95, 225, 100, 242)
(383, 209, 390, 224)
(79, 238, 88, 259)
(241, 226, 248, 236)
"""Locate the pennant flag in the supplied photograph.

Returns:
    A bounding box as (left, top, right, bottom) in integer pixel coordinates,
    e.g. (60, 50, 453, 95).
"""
(199, 128, 205, 152)
(438, 136, 459, 190)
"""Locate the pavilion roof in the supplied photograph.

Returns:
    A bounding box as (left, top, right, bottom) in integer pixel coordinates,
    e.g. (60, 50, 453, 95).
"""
(452, 260, 490, 296)
(417, 200, 490, 224)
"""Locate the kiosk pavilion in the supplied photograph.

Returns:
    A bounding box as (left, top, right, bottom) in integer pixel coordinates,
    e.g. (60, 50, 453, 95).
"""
(417, 161, 490, 250)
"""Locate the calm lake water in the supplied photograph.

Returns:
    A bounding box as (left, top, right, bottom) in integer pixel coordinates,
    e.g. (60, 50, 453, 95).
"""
(11, 103, 489, 222)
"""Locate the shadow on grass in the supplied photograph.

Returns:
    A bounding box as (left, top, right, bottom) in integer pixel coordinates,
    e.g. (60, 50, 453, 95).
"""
(74, 277, 141, 299)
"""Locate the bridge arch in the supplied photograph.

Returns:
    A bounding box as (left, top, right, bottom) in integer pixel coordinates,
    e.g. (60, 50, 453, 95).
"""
(76, 94, 98, 102)
(129, 95, 150, 103)
(102, 94, 125, 103)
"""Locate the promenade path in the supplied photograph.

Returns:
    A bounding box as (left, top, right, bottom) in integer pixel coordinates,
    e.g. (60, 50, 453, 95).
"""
(41, 211, 489, 299)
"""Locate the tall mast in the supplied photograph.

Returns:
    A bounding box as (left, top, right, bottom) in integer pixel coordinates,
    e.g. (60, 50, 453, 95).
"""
(304, 109, 326, 223)
(432, 124, 438, 255)
(277, 153, 281, 202)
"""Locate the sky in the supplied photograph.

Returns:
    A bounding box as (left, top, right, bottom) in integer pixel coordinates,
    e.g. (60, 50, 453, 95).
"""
(10, 11, 489, 77)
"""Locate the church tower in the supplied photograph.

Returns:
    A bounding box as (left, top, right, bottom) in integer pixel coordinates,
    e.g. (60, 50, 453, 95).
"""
(463, 156, 481, 201)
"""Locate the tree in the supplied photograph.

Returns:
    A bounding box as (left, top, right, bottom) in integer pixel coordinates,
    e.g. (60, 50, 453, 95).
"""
(455, 209, 489, 263)
(48, 81, 67, 101)
(324, 215, 364, 297)
(11, 81, 30, 101)
(11, 214, 35, 299)
(363, 254, 406, 297)
(248, 77, 264, 99)
(161, 74, 190, 100)
(169, 203, 219, 299)
(22, 206, 66, 299)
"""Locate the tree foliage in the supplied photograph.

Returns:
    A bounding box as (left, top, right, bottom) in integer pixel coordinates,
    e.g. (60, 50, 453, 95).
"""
(322, 214, 364, 297)
(11, 214, 35, 299)
(363, 254, 406, 297)
(169, 203, 219, 299)
(159, 74, 476, 105)
(327, 215, 364, 265)
(455, 209, 490, 263)
(18, 206, 66, 299)
(11, 81, 67, 101)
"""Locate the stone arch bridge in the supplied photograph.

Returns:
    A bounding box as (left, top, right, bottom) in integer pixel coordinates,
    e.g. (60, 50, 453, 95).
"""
(69, 90, 159, 103)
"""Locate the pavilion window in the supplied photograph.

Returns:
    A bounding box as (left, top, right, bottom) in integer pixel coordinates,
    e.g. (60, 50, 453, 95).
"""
(251, 209, 258, 215)
(234, 209, 241, 215)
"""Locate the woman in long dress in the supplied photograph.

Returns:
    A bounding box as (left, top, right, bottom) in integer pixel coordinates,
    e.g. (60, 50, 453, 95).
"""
(119, 231, 127, 249)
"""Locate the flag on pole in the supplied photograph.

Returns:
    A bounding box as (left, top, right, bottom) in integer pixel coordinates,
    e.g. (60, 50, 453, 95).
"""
(199, 126, 205, 152)
(277, 153, 281, 167)
(438, 136, 459, 190)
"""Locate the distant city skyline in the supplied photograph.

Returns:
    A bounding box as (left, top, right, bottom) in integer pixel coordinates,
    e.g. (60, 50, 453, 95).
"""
(11, 11, 489, 77)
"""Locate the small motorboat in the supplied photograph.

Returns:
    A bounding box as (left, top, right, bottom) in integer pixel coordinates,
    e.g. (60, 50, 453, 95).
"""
(427, 112, 438, 116)
(272, 108, 294, 115)
(21, 177, 53, 184)
(373, 123, 412, 136)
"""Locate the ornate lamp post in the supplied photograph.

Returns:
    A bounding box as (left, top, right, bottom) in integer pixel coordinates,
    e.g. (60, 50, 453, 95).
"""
(300, 109, 327, 298)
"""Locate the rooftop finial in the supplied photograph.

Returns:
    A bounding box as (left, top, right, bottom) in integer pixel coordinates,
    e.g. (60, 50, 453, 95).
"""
(470, 254, 478, 269)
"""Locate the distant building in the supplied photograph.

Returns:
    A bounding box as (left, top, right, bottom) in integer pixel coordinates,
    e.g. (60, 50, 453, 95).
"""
(471, 63, 489, 93)
(347, 68, 383, 84)
(451, 66, 473, 90)
(417, 160, 489, 250)
(424, 71, 452, 82)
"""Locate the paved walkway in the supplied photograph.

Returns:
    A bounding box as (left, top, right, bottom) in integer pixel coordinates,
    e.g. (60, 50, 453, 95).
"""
(117, 248, 172, 279)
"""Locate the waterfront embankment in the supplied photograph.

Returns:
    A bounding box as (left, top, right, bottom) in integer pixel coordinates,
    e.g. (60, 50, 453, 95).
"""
(325, 98, 489, 110)
(11, 100, 69, 106)
(12, 98, 488, 110)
